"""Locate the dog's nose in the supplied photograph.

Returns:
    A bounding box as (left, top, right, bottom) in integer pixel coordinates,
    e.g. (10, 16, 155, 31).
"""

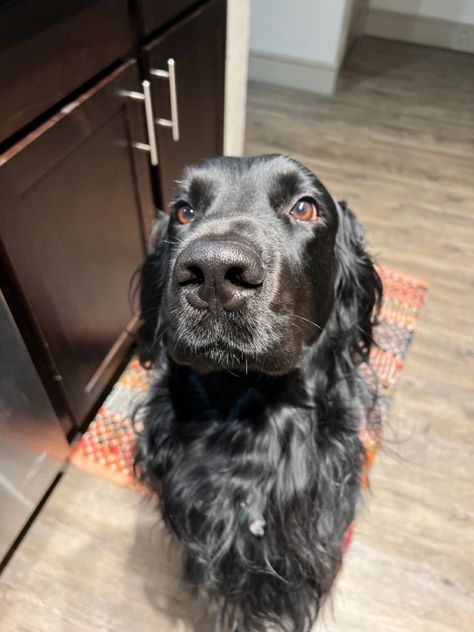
(173, 240, 265, 311)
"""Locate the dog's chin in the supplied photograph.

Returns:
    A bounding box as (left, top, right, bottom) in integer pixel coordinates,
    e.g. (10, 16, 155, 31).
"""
(168, 340, 302, 375)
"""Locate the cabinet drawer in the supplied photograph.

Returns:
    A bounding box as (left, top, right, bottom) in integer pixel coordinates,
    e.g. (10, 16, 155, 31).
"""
(0, 0, 131, 145)
(137, 0, 200, 38)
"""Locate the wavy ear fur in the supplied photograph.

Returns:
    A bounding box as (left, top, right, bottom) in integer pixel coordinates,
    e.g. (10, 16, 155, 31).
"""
(332, 201, 382, 363)
(311, 200, 383, 425)
(137, 210, 169, 366)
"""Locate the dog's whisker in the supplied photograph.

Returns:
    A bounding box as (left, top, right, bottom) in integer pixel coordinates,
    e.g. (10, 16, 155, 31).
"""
(280, 313, 323, 331)
(220, 364, 240, 378)
(139, 304, 165, 317)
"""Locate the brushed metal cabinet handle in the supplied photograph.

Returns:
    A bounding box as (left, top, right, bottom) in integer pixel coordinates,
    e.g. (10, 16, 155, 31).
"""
(150, 59, 180, 142)
(120, 80, 159, 166)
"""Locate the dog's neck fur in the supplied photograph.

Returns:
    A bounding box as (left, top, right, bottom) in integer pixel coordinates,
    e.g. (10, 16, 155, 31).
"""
(166, 349, 317, 425)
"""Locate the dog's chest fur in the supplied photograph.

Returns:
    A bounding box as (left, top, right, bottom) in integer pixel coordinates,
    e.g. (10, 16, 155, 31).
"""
(137, 351, 364, 631)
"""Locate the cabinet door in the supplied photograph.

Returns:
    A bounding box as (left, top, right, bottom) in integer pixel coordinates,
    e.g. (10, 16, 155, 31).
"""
(137, 0, 199, 38)
(144, 0, 226, 208)
(0, 61, 154, 426)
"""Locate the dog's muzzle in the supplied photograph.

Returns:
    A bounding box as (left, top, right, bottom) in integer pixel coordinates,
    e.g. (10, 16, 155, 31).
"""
(172, 239, 266, 313)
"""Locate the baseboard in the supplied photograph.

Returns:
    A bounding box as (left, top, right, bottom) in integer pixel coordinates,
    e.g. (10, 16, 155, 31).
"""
(365, 8, 474, 54)
(248, 50, 339, 96)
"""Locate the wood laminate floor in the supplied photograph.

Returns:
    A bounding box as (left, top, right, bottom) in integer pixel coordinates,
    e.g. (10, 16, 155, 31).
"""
(1, 37, 473, 631)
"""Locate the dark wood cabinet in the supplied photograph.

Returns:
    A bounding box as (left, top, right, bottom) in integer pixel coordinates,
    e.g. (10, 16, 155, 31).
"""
(0, 0, 132, 145)
(144, 0, 226, 208)
(136, 0, 200, 38)
(0, 61, 153, 426)
(0, 0, 226, 430)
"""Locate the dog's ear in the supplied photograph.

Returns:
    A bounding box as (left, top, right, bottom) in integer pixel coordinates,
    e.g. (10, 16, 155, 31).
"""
(333, 201, 382, 361)
(137, 210, 170, 367)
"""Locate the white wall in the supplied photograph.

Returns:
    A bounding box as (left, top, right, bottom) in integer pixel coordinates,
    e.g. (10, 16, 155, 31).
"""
(369, 0, 474, 24)
(250, 0, 351, 66)
(249, 0, 355, 94)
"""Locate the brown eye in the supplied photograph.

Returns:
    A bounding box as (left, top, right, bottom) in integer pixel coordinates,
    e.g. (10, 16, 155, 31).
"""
(177, 204, 195, 224)
(289, 199, 317, 222)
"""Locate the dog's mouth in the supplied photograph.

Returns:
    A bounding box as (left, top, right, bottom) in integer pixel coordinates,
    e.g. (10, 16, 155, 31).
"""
(167, 312, 257, 370)
(171, 344, 289, 375)
(165, 307, 307, 375)
(178, 343, 254, 372)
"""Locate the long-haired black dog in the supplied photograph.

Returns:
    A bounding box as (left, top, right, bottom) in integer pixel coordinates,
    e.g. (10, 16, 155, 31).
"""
(135, 155, 382, 632)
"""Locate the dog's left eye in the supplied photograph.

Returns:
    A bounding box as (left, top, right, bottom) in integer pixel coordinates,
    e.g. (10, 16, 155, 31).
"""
(176, 204, 195, 225)
(289, 199, 318, 222)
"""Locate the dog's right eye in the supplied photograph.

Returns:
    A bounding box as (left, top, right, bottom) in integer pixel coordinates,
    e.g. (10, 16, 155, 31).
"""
(289, 199, 318, 222)
(176, 204, 195, 225)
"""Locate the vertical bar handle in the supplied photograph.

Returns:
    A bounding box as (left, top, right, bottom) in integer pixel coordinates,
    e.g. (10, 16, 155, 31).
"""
(120, 80, 159, 166)
(150, 59, 180, 142)
(142, 80, 159, 165)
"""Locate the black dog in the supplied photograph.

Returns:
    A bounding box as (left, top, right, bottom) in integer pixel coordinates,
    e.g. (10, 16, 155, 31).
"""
(135, 155, 382, 632)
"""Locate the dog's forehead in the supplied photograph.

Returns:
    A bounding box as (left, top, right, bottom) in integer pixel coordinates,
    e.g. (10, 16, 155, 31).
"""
(179, 156, 321, 213)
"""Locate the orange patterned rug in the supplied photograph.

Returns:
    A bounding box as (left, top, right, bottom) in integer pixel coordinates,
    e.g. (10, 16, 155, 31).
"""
(70, 267, 428, 491)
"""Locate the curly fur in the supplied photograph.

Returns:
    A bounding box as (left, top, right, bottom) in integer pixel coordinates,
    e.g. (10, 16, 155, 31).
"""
(135, 155, 382, 632)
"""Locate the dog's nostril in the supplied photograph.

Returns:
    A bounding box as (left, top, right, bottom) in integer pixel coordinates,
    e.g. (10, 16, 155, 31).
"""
(225, 266, 262, 289)
(188, 266, 204, 284)
(225, 267, 244, 286)
(178, 265, 204, 287)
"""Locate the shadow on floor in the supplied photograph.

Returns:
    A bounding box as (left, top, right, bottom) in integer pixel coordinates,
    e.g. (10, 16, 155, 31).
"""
(128, 498, 218, 632)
